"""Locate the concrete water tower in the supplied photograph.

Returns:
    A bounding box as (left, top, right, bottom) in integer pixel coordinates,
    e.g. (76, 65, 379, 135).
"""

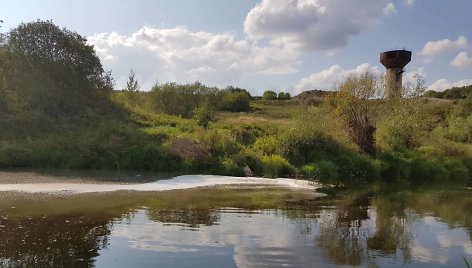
(380, 49, 412, 98)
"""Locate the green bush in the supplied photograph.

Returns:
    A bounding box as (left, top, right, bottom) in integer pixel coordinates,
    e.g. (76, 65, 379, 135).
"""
(219, 92, 250, 112)
(261, 155, 293, 178)
(300, 163, 319, 180)
(316, 160, 339, 181)
(262, 90, 277, 100)
(253, 136, 280, 156)
(280, 128, 341, 166)
(215, 157, 245, 177)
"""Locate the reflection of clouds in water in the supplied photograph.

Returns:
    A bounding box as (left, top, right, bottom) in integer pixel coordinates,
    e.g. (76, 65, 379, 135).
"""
(437, 231, 472, 255)
(411, 244, 449, 264)
(411, 216, 472, 264)
(111, 210, 321, 268)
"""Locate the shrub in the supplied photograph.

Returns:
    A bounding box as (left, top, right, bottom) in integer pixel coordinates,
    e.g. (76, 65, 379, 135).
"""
(253, 136, 280, 156)
(316, 160, 339, 181)
(261, 155, 293, 178)
(194, 129, 241, 157)
(280, 128, 340, 166)
(216, 157, 245, 177)
(300, 163, 319, 180)
(193, 101, 216, 129)
(166, 138, 210, 169)
(262, 90, 277, 100)
(219, 92, 250, 112)
(278, 92, 291, 100)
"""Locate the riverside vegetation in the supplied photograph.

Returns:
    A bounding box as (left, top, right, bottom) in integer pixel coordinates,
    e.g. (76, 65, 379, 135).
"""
(1, 20, 472, 186)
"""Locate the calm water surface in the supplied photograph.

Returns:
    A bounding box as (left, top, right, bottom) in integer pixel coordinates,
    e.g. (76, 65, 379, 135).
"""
(0, 181, 471, 267)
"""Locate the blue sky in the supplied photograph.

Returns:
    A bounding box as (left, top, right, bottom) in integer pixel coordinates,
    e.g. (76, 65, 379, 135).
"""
(2, 0, 472, 95)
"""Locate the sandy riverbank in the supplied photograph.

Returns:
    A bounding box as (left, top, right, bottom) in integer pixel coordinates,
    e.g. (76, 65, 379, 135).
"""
(0, 172, 319, 194)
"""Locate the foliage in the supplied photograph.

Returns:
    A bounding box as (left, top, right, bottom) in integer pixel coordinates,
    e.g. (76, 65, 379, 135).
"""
(327, 73, 382, 155)
(125, 69, 140, 92)
(219, 91, 250, 112)
(261, 155, 293, 178)
(150, 82, 218, 118)
(262, 90, 278, 100)
(278, 92, 291, 100)
(193, 100, 216, 129)
(434, 98, 472, 143)
(253, 136, 280, 156)
(6, 20, 113, 91)
(424, 84, 472, 99)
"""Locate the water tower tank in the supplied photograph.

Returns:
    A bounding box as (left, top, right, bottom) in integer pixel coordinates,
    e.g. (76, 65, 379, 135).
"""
(380, 50, 412, 98)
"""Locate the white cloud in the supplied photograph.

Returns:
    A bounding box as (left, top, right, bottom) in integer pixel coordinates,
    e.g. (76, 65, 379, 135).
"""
(88, 26, 299, 90)
(293, 63, 382, 93)
(404, 67, 426, 85)
(405, 0, 415, 6)
(383, 2, 397, 16)
(419, 36, 468, 57)
(428, 78, 472, 92)
(450, 51, 472, 68)
(244, 0, 393, 51)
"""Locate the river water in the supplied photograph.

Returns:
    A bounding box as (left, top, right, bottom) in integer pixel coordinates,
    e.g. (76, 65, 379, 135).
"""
(0, 173, 471, 267)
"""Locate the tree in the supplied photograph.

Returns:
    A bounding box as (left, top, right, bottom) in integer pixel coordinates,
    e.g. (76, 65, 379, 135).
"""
(193, 100, 216, 129)
(125, 69, 140, 92)
(219, 91, 250, 112)
(0, 20, 114, 118)
(278, 92, 291, 100)
(6, 20, 113, 91)
(327, 73, 382, 155)
(262, 90, 277, 100)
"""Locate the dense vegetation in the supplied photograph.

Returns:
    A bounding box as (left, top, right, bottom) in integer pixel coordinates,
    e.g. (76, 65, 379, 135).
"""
(1, 21, 471, 185)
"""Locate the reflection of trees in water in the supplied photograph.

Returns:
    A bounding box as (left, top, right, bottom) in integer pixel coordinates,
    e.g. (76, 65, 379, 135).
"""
(368, 195, 413, 264)
(0, 215, 111, 268)
(146, 209, 220, 227)
(316, 195, 372, 266)
(315, 193, 415, 266)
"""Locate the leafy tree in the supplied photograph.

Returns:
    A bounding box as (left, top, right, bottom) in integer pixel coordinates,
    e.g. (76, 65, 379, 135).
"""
(0, 20, 114, 121)
(219, 91, 250, 112)
(327, 73, 382, 155)
(6, 20, 113, 91)
(150, 82, 219, 118)
(125, 69, 140, 92)
(193, 100, 216, 129)
(262, 90, 277, 100)
(278, 92, 291, 100)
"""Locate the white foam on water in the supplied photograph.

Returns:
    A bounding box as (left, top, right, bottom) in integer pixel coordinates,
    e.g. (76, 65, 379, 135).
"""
(0, 175, 318, 194)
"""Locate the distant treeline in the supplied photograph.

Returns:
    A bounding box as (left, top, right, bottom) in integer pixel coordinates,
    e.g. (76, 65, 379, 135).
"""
(424, 85, 472, 99)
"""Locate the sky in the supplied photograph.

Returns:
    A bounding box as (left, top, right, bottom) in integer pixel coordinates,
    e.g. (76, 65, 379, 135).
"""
(2, 0, 472, 95)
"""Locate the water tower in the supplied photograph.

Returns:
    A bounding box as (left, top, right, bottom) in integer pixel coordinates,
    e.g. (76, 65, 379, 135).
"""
(380, 50, 412, 98)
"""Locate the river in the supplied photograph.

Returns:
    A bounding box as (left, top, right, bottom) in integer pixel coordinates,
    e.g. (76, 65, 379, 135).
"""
(0, 171, 471, 267)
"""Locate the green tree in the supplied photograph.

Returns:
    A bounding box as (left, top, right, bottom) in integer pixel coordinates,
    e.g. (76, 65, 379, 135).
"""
(262, 90, 277, 100)
(219, 91, 250, 112)
(193, 100, 216, 129)
(327, 73, 382, 155)
(6, 20, 113, 91)
(278, 92, 291, 100)
(125, 69, 140, 92)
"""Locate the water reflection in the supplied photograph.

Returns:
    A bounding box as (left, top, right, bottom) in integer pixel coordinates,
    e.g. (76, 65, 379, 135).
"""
(0, 187, 471, 267)
(0, 214, 109, 267)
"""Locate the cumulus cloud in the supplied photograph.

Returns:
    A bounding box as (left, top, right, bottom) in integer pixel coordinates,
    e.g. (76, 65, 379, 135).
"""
(450, 51, 472, 68)
(428, 78, 472, 92)
(383, 2, 397, 16)
(87, 26, 299, 90)
(405, 0, 415, 6)
(244, 0, 393, 51)
(419, 36, 468, 57)
(403, 67, 426, 85)
(293, 63, 382, 93)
